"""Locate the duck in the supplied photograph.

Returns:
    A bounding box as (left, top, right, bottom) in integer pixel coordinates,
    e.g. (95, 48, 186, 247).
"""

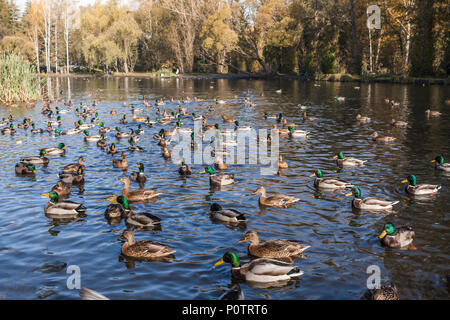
(62, 157, 86, 174)
(425, 109, 441, 117)
(31, 123, 43, 134)
(252, 186, 300, 207)
(119, 115, 128, 124)
(42, 191, 86, 218)
(401, 175, 441, 195)
(356, 114, 371, 122)
(390, 119, 408, 127)
(214, 157, 228, 171)
(96, 135, 107, 148)
(309, 169, 353, 189)
(431, 155, 450, 172)
(117, 177, 160, 202)
(43, 143, 66, 156)
(278, 155, 288, 169)
(178, 160, 192, 176)
(371, 131, 396, 143)
(106, 143, 118, 155)
(271, 124, 290, 136)
(79, 287, 109, 300)
(58, 167, 85, 184)
(66, 128, 81, 135)
(200, 166, 235, 187)
(222, 115, 235, 123)
(21, 149, 50, 165)
(115, 127, 131, 138)
(234, 120, 251, 131)
(287, 125, 309, 137)
(214, 251, 304, 283)
(98, 122, 110, 134)
(15, 162, 36, 175)
(302, 111, 316, 121)
(192, 113, 204, 121)
(113, 152, 129, 169)
(118, 230, 174, 259)
(335, 95, 346, 101)
(281, 119, 296, 128)
(209, 203, 245, 223)
(109, 196, 161, 228)
(162, 147, 172, 159)
(333, 152, 366, 167)
(345, 187, 399, 211)
(379, 222, 415, 249)
(238, 231, 310, 260)
(1, 123, 16, 135)
(135, 124, 144, 135)
(362, 284, 399, 300)
(130, 163, 147, 184)
(51, 180, 72, 197)
(128, 139, 145, 152)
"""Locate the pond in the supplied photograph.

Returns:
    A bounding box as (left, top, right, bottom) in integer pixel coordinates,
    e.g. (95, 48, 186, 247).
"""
(0, 76, 449, 299)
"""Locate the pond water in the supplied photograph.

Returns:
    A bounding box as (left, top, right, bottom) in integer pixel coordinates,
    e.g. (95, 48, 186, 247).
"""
(0, 76, 449, 299)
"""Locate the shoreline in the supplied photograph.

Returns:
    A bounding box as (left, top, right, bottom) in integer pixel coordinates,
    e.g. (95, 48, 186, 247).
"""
(40, 72, 449, 85)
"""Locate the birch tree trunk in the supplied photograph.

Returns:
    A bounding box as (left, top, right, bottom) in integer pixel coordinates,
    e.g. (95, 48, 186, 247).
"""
(54, 13, 58, 74)
(64, 5, 69, 74)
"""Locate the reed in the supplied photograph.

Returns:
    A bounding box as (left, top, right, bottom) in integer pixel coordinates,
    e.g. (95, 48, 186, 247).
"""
(0, 53, 41, 104)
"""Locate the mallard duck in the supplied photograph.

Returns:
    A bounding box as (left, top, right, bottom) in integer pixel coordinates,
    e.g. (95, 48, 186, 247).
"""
(401, 175, 441, 195)
(58, 167, 85, 184)
(370, 131, 396, 143)
(281, 119, 296, 128)
(271, 124, 290, 136)
(128, 139, 145, 152)
(214, 156, 228, 171)
(108, 196, 161, 227)
(252, 186, 300, 207)
(278, 155, 288, 169)
(79, 287, 109, 300)
(51, 180, 72, 197)
(302, 111, 316, 121)
(178, 160, 192, 176)
(362, 284, 399, 300)
(432, 155, 450, 172)
(21, 149, 49, 165)
(31, 123, 43, 134)
(287, 125, 309, 137)
(135, 124, 144, 135)
(42, 191, 86, 218)
(115, 127, 131, 138)
(120, 115, 128, 124)
(379, 222, 415, 249)
(132, 114, 146, 122)
(1, 123, 16, 135)
(106, 143, 118, 155)
(209, 203, 245, 223)
(390, 119, 408, 127)
(62, 157, 86, 173)
(238, 231, 310, 259)
(425, 109, 441, 117)
(263, 112, 277, 120)
(356, 114, 371, 122)
(117, 177, 160, 202)
(333, 152, 366, 167)
(97, 135, 107, 148)
(130, 163, 147, 184)
(309, 169, 353, 189)
(48, 116, 62, 126)
(98, 122, 110, 134)
(214, 252, 304, 283)
(15, 162, 36, 175)
(118, 230, 175, 259)
(222, 115, 235, 123)
(345, 187, 399, 211)
(66, 128, 81, 135)
(83, 130, 100, 142)
(200, 166, 235, 187)
(44, 143, 66, 156)
(112, 152, 129, 169)
(234, 120, 251, 131)
(335, 95, 346, 101)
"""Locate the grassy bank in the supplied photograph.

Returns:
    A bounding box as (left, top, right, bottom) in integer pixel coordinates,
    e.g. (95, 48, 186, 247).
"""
(0, 53, 41, 105)
(315, 73, 449, 85)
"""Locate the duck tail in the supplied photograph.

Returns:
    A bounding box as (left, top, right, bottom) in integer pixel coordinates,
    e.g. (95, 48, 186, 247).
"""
(287, 268, 304, 278)
(79, 287, 109, 300)
(237, 214, 246, 221)
(392, 200, 400, 206)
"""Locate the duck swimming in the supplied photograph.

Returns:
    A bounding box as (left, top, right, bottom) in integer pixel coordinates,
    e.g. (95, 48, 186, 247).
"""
(379, 222, 415, 249)
(431, 155, 450, 172)
(15, 162, 36, 175)
(106, 143, 118, 155)
(21, 149, 49, 165)
(112, 152, 128, 169)
(333, 152, 366, 167)
(309, 169, 353, 190)
(62, 156, 86, 173)
(117, 177, 160, 202)
(345, 187, 399, 211)
(58, 167, 85, 185)
(118, 230, 174, 259)
(42, 191, 86, 218)
(209, 203, 245, 223)
(199, 166, 235, 187)
(401, 175, 441, 195)
(44, 143, 66, 156)
(252, 186, 300, 207)
(130, 163, 147, 184)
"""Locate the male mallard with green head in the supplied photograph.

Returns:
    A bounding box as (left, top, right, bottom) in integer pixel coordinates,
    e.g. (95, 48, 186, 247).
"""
(58, 166, 85, 184)
(43, 143, 66, 155)
(345, 187, 399, 211)
(214, 252, 304, 283)
(379, 223, 415, 249)
(62, 156, 86, 173)
(21, 149, 49, 165)
(209, 203, 245, 223)
(401, 175, 441, 195)
(333, 152, 366, 167)
(309, 169, 353, 189)
(200, 166, 234, 187)
(431, 155, 450, 172)
(15, 162, 36, 175)
(130, 163, 147, 184)
(43, 191, 86, 218)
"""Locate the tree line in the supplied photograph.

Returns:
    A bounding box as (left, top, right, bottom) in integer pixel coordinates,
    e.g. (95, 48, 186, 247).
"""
(0, 0, 448, 76)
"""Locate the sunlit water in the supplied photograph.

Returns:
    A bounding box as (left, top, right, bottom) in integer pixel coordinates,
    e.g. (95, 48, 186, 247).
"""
(0, 77, 449, 299)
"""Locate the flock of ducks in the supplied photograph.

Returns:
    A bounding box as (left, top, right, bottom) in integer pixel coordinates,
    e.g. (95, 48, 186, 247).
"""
(4, 86, 448, 300)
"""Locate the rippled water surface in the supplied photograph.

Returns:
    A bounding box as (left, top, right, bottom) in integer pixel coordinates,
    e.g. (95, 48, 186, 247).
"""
(0, 77, 449, 300)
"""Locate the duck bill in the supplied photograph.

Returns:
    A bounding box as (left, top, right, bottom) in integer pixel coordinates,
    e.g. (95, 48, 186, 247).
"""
(345, 191, 353, 197)
(431, 160, 435, 163)
(309, 173, 315, 177)
(333, 155, 338, 159)
(42, 193, 50, 198)
(109, 199, 118, 204)
(379, 230, 387, 239)
(401, 179, 408, 183)
(237, 238, 247, 243)
(214, 258, 224, 267)
(199, 170, 206, 174)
